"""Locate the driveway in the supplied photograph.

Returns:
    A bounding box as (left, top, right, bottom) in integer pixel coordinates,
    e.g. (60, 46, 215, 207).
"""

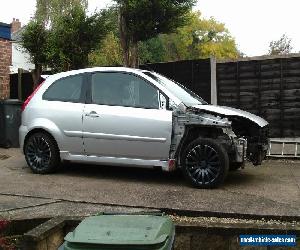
(0, 148, 299, 220)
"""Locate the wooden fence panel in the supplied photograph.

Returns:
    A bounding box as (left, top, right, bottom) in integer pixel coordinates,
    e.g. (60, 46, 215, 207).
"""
(217, 56, 300, 137)
(141, 59, 211, 104)
(9, 73, 34, 101)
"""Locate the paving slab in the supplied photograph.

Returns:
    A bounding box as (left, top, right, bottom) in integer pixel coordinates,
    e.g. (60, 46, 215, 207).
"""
(0, 201, 156, 220)
(0, 148, 299, 220)
(0, 194, 57, 213)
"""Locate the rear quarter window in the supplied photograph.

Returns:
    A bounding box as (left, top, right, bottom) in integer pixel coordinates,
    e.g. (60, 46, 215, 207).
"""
(43, 74, 83, 102)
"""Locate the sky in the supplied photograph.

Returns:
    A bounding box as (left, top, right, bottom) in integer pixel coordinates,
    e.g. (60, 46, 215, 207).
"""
(1, 0, 299, 56)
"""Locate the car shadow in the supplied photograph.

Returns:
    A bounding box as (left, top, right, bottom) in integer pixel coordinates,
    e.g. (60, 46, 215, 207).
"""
(58, 162, 257, 187)
(59, 162, 185, 186)
(225, 169, 262, 186)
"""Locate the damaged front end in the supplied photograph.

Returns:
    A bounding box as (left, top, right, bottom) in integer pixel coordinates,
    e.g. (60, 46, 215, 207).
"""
(229, 116, 269, 165)
(171, 104, 269, 168)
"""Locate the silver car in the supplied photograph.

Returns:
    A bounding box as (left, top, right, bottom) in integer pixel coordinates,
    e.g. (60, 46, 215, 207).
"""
(20, 67, 269, 188)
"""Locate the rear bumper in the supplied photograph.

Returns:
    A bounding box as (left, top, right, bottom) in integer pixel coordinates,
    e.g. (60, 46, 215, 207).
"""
(19, 125, 28, 152)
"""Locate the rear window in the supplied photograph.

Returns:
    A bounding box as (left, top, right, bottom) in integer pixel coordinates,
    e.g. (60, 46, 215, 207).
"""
(43, 74, 83, 102)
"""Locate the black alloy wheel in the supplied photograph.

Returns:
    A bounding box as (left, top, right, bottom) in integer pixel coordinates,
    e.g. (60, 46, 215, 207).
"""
(181, 138, 229, 188)
(24, 132, 60, 174)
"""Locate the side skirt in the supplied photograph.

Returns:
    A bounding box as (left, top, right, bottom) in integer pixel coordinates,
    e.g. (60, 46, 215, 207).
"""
(60, 151, 172, 171)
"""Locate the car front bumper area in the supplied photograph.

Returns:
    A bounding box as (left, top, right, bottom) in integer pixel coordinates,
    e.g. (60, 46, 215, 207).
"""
(234, 137, 247, 163)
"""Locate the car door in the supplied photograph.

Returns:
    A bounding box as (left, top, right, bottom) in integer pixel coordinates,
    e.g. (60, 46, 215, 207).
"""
(42, 73, 86, 154)
(82, 71, 173, 160)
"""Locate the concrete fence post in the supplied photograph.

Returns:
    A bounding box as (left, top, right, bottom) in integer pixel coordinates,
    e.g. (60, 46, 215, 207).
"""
(210, 57, 217, 105)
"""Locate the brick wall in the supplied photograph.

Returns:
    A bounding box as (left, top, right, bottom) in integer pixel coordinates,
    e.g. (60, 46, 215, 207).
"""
(0, 37, 12, 99)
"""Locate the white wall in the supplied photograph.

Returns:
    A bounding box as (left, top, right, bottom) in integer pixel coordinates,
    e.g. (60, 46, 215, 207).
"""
(10, 42, 34, 73)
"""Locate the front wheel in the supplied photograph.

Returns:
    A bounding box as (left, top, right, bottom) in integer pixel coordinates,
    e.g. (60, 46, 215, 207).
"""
(181, 138, 229, 188)
(24, 132, 60, 174)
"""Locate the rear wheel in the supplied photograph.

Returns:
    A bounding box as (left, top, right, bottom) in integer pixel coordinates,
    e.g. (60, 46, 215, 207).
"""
(181, 138, 229, 188)
(24, 132, 60, 174)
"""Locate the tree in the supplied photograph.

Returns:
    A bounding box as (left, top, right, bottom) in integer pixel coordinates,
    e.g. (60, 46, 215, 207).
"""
(89, 32, 123, 66)
(35, 0, 88, 25)
(88, 5, 166, 66)
(268, 34, 293, 55)
(88, 7, 122, 66)
(88, 10, 239, 66)
(23, 3, 111, 73)
(114, 0, 196, 67)
(22, 0, 89, 84)
(138, 37, 166, 64)
(21, 21, 48, 87)
(160, 11, 238, 61)
(47, 5, 111, 72)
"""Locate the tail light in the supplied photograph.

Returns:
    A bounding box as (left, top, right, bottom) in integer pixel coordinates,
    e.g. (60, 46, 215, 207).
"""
(21, 81, 44, 112)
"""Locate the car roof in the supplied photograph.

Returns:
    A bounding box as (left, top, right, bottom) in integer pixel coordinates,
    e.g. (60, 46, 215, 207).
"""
(40, 67, 183, 106)
(49, 67, 148, 80)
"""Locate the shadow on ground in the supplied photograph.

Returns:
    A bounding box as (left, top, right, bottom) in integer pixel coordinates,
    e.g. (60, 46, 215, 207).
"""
(58, 162, 257, 187)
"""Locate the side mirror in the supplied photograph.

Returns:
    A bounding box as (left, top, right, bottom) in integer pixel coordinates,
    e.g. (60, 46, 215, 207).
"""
(159, 93, 167, 110)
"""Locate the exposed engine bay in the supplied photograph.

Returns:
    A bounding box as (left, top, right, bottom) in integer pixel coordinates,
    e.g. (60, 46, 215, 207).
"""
(171, 104, 269, 167)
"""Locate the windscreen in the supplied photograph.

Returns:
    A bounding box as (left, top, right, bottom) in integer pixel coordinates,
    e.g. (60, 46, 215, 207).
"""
(143, 71, 208, 106)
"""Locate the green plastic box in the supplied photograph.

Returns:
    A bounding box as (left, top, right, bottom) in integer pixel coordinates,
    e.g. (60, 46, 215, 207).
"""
(59, 213, 175, 250)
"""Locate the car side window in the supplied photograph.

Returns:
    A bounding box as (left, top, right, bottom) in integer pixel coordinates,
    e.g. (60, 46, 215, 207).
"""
(43, 74, 83, 102)
(91, 72, 159, 109)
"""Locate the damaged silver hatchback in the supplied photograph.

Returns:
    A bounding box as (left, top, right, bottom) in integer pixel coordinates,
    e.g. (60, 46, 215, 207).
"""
(20, 67, 269, 188)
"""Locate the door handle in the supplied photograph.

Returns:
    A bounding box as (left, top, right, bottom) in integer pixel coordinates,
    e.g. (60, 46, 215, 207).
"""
(86, 111, 100, 118)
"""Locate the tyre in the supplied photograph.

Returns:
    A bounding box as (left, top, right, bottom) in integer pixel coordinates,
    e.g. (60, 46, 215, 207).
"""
(229, 162, 243, 171)
(24, 132, 60, 174)
(181, 138, 229, 188)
